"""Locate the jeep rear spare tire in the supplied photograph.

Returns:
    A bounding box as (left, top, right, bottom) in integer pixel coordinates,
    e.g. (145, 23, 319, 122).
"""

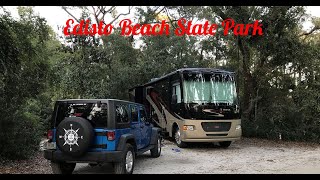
(56, 117, 94, 157)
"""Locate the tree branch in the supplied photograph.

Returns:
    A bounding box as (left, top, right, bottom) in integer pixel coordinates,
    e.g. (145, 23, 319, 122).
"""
(104, 6, 116, 13)
(62, 6, 81, 23)
(99, 6, 116, 22)
(299, 25, 320, 36)
(210, 6, 228, 21)
(153, 6, 165, 18)
(95, 6, 102, 17)
(140, 6, 164, 24)
(164, 7, 178, 29)
(92, 6, 99, 25)
(108, 6, 133, 25)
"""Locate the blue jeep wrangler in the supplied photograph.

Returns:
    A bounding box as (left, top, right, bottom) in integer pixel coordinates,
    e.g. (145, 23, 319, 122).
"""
(43, 99, 162, 174)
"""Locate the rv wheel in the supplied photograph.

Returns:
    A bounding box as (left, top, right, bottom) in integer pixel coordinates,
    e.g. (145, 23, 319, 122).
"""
(219, 141, 232, 148)
(150, 134, 162, 158)
(174, 127, 187, 148)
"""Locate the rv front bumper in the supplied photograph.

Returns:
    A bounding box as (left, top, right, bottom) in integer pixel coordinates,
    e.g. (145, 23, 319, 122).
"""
(179, 119, 242, 142)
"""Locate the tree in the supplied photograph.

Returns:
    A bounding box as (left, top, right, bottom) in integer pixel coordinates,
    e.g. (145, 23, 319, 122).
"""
(195, 6, 320, 139)
(0, 7, 54, 159)
(51, 8, 140, 100)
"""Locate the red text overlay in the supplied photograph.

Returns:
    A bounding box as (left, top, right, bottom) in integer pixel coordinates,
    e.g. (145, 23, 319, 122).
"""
(63, 18, 263, 37)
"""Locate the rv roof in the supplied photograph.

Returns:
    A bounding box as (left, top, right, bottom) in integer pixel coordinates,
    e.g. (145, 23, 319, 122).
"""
(176, 68, 234, 74)
(56, 99, 143, 106)
(149, 68, 233, 83)
(129, 68, 234, 90)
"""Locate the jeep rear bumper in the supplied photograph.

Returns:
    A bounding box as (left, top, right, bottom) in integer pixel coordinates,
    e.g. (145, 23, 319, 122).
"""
(44, 150, 124, 163)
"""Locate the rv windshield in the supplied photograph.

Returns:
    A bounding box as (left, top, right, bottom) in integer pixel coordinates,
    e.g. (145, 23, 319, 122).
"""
(183, 73, 237, 104)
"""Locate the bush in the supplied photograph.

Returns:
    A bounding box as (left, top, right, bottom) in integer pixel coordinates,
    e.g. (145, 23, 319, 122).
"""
(0, 95, 54, 160)
(0, 11, 52, 160)
(0, 109, 42, 160)
(242, 83, 320, 142)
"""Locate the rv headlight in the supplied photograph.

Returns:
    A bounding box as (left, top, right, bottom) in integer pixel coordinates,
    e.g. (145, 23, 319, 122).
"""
(235, 125, 241, 130)
(234, 105, 240, 113)
(183, 125, 194, 131)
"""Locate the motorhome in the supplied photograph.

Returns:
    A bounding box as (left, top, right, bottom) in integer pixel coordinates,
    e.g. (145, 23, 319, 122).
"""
(129, 68, 242, 148)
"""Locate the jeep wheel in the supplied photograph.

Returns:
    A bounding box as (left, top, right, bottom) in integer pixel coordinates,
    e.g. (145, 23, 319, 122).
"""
(51, 161, 76, 174)
(219, 141, 232, 148)
(174, 127, 187, 148)
(150, 135, 162, 158)
(114, 143, 135, 174)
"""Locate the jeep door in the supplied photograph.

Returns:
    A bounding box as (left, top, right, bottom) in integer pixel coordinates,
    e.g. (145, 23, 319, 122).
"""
(129, 104, 143, 149)
(139, 106, 152, 148)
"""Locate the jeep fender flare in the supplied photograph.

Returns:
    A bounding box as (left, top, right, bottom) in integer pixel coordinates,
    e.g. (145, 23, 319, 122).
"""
(150, 127, 161, 145)
(117, 134, 136, 152)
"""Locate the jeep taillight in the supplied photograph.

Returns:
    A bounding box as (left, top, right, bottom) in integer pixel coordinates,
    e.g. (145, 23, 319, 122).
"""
(47, 130, 53, 140)
(107, 131, 115, 141)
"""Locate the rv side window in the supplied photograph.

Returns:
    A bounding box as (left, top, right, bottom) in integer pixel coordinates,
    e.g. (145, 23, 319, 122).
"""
(172, 83, 181, 103)
(115, 104, 129, 123)
(130, 105, 138, 122)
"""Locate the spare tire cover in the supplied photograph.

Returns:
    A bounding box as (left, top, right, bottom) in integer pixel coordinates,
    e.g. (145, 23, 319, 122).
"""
(56, 117, 94, 157)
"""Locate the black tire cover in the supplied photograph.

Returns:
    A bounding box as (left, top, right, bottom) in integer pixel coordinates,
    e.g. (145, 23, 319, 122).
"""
(56, 117, 94, 157)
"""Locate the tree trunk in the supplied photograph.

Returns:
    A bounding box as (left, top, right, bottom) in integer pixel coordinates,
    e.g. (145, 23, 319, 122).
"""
(238, 37, 254, 122)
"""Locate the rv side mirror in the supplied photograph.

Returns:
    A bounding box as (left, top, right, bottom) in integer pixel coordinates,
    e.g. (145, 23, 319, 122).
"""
(171, 94, 177, 104)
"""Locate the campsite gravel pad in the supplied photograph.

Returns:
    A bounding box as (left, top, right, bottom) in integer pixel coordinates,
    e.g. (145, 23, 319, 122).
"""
(1, 138, 320, 174)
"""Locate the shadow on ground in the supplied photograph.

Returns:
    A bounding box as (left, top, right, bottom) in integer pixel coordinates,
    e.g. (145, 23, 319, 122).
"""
(72, 154, 155, 174)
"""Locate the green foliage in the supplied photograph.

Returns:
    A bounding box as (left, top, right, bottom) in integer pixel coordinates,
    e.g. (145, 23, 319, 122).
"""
(190, 6, 320, 141)
(0, 7, 53, 159)
(244, 81, 320, 142)
(0, 105, 43, 159)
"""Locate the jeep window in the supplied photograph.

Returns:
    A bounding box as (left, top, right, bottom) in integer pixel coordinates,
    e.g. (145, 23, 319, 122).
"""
(130, 105, 138, 122)
(54, 103, 108, 128)
(116, 104, 129, 123)
(139, 106, 147, 122)
(90, 103, 108, 127)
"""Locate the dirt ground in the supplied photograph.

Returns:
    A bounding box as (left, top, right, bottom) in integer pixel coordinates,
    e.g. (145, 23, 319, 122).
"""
(1, 137, 320, 174)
